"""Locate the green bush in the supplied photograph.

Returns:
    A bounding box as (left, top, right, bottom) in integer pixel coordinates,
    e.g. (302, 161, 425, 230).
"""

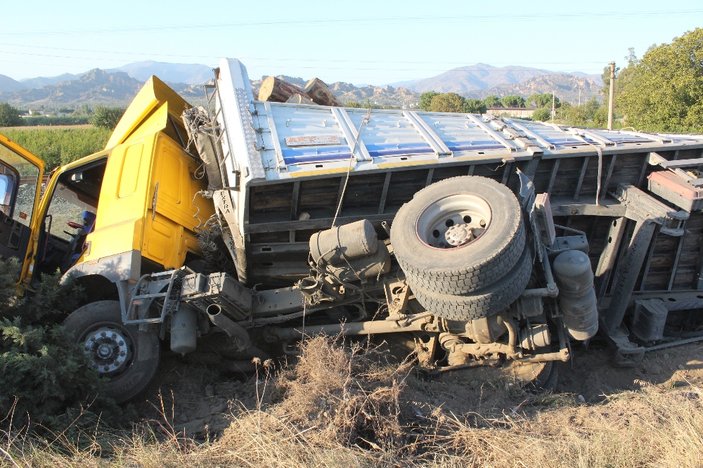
(90, 106, 125, 129)
(462, 98, 487, 114)
(0, 103, 22, 127)
(556, 99, 608, 128)
(532, 108, 552, 121)
(0, 259, 117, 430)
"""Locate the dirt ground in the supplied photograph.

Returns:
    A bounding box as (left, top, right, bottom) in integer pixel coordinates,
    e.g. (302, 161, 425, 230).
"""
(134, 337, 703, 438)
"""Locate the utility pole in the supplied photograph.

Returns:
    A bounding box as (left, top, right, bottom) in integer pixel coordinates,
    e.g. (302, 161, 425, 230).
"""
(607, 62, 616, 130)
(551, 91, 556, 121)
(578, 82, 582, 107)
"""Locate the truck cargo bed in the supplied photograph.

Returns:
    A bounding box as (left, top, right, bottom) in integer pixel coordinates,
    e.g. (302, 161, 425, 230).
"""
(212, 59, 703, 298)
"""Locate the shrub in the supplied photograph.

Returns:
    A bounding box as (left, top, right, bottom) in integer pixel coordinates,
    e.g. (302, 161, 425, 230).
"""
(533, 108, 552, 121)
(0, 103, 22, 127)
(90, 106, 124, 129)
(0, 259, 115, 429)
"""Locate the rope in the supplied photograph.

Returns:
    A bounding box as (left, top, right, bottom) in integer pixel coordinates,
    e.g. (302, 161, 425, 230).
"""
(331, 108, 372, 227)
(594, 145, 603, 206)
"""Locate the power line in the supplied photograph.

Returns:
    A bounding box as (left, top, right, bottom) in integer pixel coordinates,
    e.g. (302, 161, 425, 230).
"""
(0, 43, 608, 68)
(0, 50, 608, 76)
(0, 9, 700, 36)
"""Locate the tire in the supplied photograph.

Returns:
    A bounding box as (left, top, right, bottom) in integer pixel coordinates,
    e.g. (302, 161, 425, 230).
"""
(412, 247, 533, 321)
(63, 300, 161, 403)
(468, 360, 558, 391)
(391, 176, 525, 296)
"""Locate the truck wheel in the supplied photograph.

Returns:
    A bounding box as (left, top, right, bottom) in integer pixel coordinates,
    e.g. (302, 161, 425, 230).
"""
(63, 300, 160, 404)
(510, 360, 558, 391)
(411, 247, 532, 321)
(469, 360, 558, 391)
(391, 176, 525, 296)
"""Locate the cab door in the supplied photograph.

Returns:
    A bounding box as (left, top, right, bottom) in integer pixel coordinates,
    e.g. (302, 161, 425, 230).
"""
(0, 134, 44, 279)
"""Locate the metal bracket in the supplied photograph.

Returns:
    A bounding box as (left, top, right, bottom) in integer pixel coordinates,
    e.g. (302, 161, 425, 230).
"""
(124, 268, 189, 325)
(384, 279, 411, 319)
(613, 184, 689, 236)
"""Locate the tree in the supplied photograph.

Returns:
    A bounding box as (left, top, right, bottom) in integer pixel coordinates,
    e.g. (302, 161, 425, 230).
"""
(483, 95, 502, 108)
(617, 28, 703, 133)
(501, 95, 526, 108)
(556, 99, 607, 128)
(429, 93, 465, 113)
(624, 47, 638, 66)
(527, 93, 559, 108)
(90, 106, 124, 129)
(0, 103, 22, 127)
(462, 98, 487, 114)
(418, 92, 439, 111)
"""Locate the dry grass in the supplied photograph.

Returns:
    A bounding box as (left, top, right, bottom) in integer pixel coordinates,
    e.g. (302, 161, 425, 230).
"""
(3, 337, 703, 467)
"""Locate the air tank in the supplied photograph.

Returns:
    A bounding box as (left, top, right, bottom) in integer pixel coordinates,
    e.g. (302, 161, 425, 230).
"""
(170, 306, 198, 355)
(309, 219, 378, 265)
(552, 250, 599, 341)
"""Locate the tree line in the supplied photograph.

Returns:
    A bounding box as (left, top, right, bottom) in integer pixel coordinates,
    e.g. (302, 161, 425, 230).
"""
(418, 92, 554, 114)
(0, 104, 124, 129)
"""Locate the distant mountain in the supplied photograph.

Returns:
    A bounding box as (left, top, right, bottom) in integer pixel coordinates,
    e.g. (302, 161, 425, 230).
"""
(395, 64, 554, 94)
(0, 60, 604, 109)
(330, 82, 418, 108)
(477, 73, 603, 102)
(0, 74, 25, 93)
(0, 67, 212, 108)
(393, 64, 603, 103)
(1, 69, 142, 107)
(111, 61, 214, 85)
(21, 73, 82, 90)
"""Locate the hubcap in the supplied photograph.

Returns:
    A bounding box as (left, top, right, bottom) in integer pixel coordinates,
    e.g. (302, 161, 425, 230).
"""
(416, 193, 492, 249)
(445, 224, 474, 247)
(82, 326, 131, 375)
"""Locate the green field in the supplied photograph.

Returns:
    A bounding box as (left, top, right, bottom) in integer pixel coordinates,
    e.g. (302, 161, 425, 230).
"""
(0, 125, 110, 170)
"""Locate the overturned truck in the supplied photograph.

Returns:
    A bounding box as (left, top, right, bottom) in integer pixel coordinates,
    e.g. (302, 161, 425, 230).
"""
(2, 58, 703, 402)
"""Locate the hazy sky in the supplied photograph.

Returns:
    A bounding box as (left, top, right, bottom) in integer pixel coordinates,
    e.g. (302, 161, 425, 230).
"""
(2, 0, 702, 84)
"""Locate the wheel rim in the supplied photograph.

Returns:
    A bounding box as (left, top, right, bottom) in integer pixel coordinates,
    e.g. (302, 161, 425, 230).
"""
(416, 193, 492, 249)
(81, 325, 132, 376)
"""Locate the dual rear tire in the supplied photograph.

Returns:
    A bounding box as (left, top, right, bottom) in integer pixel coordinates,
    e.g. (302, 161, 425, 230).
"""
(391, 176, 531, 320)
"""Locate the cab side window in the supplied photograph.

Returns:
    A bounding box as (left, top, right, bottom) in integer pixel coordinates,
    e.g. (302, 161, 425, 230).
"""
(0, 145, 39, 227)
(0, 173, 14, 216)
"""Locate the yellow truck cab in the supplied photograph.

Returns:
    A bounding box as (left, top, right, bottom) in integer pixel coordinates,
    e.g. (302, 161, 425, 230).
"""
(1, 76, 212, 289)
(0, 76, 213, 402)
